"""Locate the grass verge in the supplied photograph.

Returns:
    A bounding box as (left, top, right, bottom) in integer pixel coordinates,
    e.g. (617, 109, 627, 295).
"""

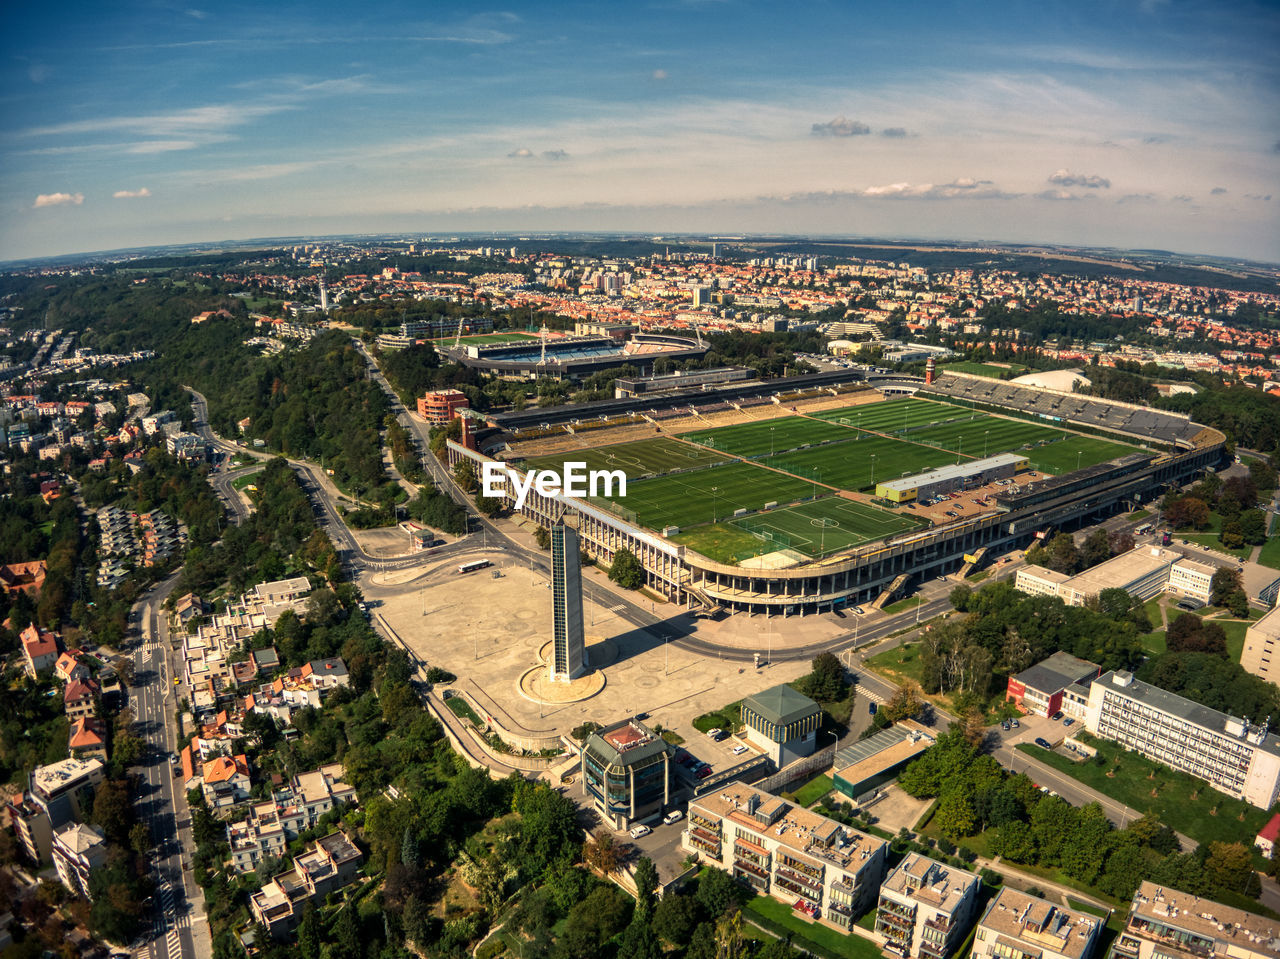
(744, 895, 882, 959)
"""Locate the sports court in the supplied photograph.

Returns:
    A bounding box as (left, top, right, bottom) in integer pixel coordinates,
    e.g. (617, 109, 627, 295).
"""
(679, 416, 857, 458)
(523, 436, 729, 479)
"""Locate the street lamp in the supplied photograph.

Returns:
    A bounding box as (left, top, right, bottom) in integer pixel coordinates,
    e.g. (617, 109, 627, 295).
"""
(770, 427, 775, 457)
(711, 486, 720, 524)
(984, 430, 989, 458)
(870, 454, 877, 489)
(1076, 450, 1083, 471)
(811, 467, 821, 500)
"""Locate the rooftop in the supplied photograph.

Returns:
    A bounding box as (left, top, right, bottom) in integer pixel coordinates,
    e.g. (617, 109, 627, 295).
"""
(978, 888, 1101, 959)
(1012, 651, 1101, 696)
(588, 718, 672, 767)
(876, 452, 1026, 494)
(1248, 606, 1280, 644)
(32, 757, 103, 798)
(1066, 546, 1179, 597)
(882, 852, 980, 913)
(833, 721, 934, 780)
(742, 684, 821, 730)
(1128, 881, 1280, 958)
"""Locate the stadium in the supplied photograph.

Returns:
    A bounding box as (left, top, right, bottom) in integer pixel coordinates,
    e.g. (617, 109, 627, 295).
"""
(448, 370, 1225, 616)
(443, 331, 707, 379)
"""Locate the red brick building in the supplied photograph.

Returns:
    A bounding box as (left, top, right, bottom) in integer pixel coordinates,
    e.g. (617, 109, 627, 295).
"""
(416, 389, 470, 424)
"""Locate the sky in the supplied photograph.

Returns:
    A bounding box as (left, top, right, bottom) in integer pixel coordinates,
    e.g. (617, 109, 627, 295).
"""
(2, 1, 1278, 263)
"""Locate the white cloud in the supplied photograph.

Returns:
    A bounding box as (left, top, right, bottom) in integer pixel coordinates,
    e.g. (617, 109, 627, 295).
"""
(652, 69, 668, 80)
(508, 147, 534, 159)
(113, 188, 152, 199)
(33, 192, 84, 208)
(542, 149, 569, 160)
(1048, 168, 1111, 189)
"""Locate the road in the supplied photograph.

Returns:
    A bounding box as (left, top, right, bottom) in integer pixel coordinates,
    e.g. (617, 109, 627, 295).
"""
(127, 571, 210, 959)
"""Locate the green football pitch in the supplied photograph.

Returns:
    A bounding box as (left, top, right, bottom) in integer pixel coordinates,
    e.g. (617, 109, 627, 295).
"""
(522, 437, 729, 478)
(679, 416, 857, 458)
(594, 462, 814, 530)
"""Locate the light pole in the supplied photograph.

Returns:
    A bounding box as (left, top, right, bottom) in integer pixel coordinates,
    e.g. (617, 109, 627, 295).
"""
(984, 430, 989, 458)
(770, 427, 775, 456)
(870, 454, 877, 489)
(811, 467, 820, 500)
(711, 486, 720, 523)
(1076, 450, 1083, 471)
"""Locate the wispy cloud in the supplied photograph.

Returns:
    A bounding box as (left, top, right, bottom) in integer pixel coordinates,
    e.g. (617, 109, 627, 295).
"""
(859, 179, 1016, 200)
(33, 192, 83, 208)
(113, 188, 151, 199)
(508, 147, 534, 159)
(1210, 186, 1228, 195)
(1048, 168, 1110, 189)
(880, 127, 910, 137)
(542, 149, 569, 160)
(811, 116, 870, 137)
(1036, 189, 1090, 201)
(652, 69, 668, 80)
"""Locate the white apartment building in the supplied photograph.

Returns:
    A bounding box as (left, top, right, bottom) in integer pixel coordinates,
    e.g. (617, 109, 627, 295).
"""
(684, 784, 888, 932)
(1085, 670, 1280, 809)
(1241, 605, 1280, 685)
(51, 822, 108, 899)
(973, 888, 1103, 959)
(875, 853, 981, 959)
(1016, 547, 1218, 607)
(1111, 881, 1280, 959)
(228, 764, 355, 872)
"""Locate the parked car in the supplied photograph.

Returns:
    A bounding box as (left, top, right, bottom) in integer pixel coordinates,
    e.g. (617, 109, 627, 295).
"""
(706, 728, 722, 740)
(696, 765, 713, 779)
(663, 810, 684, 825)
(1063, 717, 1075, 727)
(732, 744, 749, 756)
(1050, 711, 1063, 721)
(1011, 718, 1020, 728)
(1035, 737, 1053, 750)
(629, 824, 651, 839)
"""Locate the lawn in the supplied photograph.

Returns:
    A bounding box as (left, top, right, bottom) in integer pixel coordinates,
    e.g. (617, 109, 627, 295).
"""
(523, 436, 729, 479)
(883, 596, 923, 614)
(1016, 736, 1272, 847)
(866, 642, 926, 686)
(789, 774, 835, 808)
(904, 416, 1062, 457)
(1177, 533, 1254, 561)
(429, 331, 538, 346)
(811, 397, 969, 433)
(762, 434, 956, 492)
(1026, 436, 1142, 474)
(602, 461, 815, 530)
(230, 469, 263, 491)
(744, 894, 883, 959)
(444, 695, 482, 726)
(680, 416, 864, 458)
(1259, 535, 1280, 571)
(940, 361, 1030, 379)
(692, 700, 743, 733)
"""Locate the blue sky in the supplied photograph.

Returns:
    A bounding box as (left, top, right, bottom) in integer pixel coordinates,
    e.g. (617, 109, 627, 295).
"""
(3, 1, 1277, 262)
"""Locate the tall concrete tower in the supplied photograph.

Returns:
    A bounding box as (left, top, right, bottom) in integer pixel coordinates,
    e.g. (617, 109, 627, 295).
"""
(549, 525, 586, 683)
(319, 278, 329, 311)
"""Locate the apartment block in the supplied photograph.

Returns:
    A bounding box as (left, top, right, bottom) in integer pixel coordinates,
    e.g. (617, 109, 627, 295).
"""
(5, 794, 53, 864)
(229, 763, 355, 873)
(249, 832, 363, 938)
(1085, 670, 1280, 809)
(1110, 881, 1280, 959)
(875, 853, 981, 959)
(1241, 606, 1280, 685)
(684, 784, 888, 932)
(416, 389, 470, 424)
(20, 624, 59, 678)
(51, 822, 108, 899)
(973, 888, 1103, 959)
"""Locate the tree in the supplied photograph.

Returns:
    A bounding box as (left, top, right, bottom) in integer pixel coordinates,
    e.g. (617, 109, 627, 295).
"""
(534, 526, 550, 550)
(652, 892, 699, 946)
(1210, 566, 1248, 616)
(453, 460, 476, 492)
(795, 652, 847, 703)
(297, 902, 323, 959)
(584, 830, 620, 875)
(474, 492, 505, 516)
(617, 915, 662, 959)
(695, 866, 741, 920)
(609, 548, 644, 589)
(949, 585, 972, 612)
(1167, 613, 1227, 656)
(1046, 533, 1080, 574)
(934, 790, 977, 841)
(633, 856, 659, 917)
(1080, 528, 1112, 568)
(1207, 841, 1257, 894)
(884, 681, 927, 723)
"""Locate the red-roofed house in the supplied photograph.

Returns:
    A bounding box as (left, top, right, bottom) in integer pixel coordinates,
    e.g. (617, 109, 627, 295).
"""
(54, 652, 89, 684)
(3, 561, 47, 596)
(63, 679, 99, 721)
(68, 718, 107, 761)
(21, 624, 59, 678)
(202, 754, 251, 809)
(1258, 813, 1280, 857)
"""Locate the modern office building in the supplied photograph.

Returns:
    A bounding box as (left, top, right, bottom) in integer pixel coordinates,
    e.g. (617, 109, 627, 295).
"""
(1111, 881, 1280, 959)
(416, 388, 470, 424)
(580, 718, 673, 829)
(684, 784, 888, 931)
(1015, 547, 1218, 608)
(1241, 606, 1280, 685)
(1166, 557, 1216, 606)
(1085, 670, 1280, 809)
(1006, 652, 1101, 717)
(549, 524, 586, 682)
(740, 684, 821, 767)
(875, 853, 981, 959)
(973, 888, 1104, 959)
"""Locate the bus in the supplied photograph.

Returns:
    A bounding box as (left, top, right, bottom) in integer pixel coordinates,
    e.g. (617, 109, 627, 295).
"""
(457, 559, 492, 575)
(1135, 524, 1153, 535)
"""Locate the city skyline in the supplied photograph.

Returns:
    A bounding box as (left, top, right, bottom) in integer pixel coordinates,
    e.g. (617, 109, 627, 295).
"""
(3, 1, 1277, 263)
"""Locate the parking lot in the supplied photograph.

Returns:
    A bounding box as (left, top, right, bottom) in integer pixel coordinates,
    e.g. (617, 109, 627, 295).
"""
(988, 710, 1077, 751)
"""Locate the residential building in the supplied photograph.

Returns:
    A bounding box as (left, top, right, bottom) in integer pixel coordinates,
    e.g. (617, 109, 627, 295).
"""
(249, 832, 363, 938)
(20, 624, 59, 678)
(63, 679, 99, 721)
(1241, 606, 1280, 685)
(973, 888, 1103, 959)
(1006, 652, 1101, 717)
(1084, 670, 1280, 809)
(68, 718, 107, 761)
(580, 718, 674, 829)
(684, 784, 888, 931)
(1110, 881, 1280, 959)
(228, 763, 354, 873)
(740, 684, 821, 768)
(202, 754, 251, 810)
(1257, 813, 1280, 858)
(51, 823, 108, 899)
(549, 524, 586, 682)
(832, 722, 935, 801)
(6, 794, 54, 864)
(302, 658, 350, 690)
(10, 758, 109, 863)
(54, 652, 89, 684)
(875, 853, 981, 959)
(0, 560, 46, 596)
(416, 389, 470, 424)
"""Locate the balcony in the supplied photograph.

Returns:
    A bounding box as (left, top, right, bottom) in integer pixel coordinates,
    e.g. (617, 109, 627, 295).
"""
(734, 858, 769, 880)
(776, 874, 821, 904)
(779, 853, 823, 880)
(734, 866, 769, 892)
(919, 937, 950, 959)
(776, 866, 823, 893)
(879, 900, 916, 922)
(925, 915, 953, 934)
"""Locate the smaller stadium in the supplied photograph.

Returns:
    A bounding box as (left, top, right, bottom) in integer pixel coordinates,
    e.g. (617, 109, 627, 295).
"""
(443, 331, 707, 380)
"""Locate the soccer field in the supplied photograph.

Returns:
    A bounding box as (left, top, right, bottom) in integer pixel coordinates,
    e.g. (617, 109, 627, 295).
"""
(811, 397, 965, 433)
(762, 435, 957, 491)
(523, 437, 729, 478)
(430, 332, 538, 346)
(1025, 436, 1141, 473)
(904, 416, 1061, 456)
(679, 416, 856, 458)
(600, 462, 814, 530)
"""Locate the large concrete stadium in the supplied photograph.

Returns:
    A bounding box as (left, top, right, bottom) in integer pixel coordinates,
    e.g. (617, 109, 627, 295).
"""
(443, 332, 707, 379)
(448, 371, 1225, 616)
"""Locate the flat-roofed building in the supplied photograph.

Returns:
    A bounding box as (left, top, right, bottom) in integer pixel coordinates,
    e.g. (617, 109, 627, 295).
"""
(51, 822, 108, 899)
(580, 718, 674, 829)
(1111, 881, 1280, 959)
(875, 853, 981, 959)
(684, 783, 888, 932)
(5, 794, 53, 864)
(1167, 557, 1215, 606)
(876, 453, 1026, 504)
(250, 832, 363, 938)
(416, 388, 470, 425)
(973, 888, 1103, 959)
(1242, 606, 1280, 685)
(1058, 547, 1178, 607)
(1006, 652, 1101, 717)
(832, 722, 935, 801)
(31, 757, 104, 826)
(1014, 566, 1071, 599)
(740, 684, 821, 768)
(1085, 670, 1280, 809)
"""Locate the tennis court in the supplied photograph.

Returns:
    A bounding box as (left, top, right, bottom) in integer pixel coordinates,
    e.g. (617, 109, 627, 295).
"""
(522, 436, 729, 478)
(679, 416, 856, 458)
